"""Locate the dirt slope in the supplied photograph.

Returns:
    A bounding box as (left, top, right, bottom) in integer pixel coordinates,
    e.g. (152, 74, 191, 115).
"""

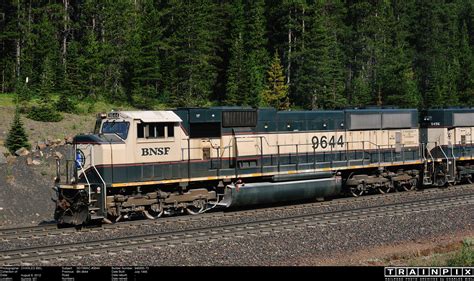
(0, 149, 63, 226)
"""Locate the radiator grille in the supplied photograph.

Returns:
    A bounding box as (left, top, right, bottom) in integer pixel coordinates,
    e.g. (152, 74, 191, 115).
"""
(222, 110, 257, 127)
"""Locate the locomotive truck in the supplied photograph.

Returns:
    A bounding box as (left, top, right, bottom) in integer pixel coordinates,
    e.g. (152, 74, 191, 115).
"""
(52, 107, 474, 225)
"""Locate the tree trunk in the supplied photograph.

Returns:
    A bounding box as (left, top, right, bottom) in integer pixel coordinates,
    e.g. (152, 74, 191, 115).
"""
(16, 0, 21, 78)
(287, 8, 292, 85)
(1, 69, 4, 93)
(377, 85, 382, 106)
(1, 39, 4, 93)
(62, 0, 69, 69)
(302, 6, 305, 50)
(28, 0, 31, 33)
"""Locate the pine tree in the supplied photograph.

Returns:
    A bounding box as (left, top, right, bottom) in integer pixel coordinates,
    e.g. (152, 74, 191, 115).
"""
(163, 0, 221, 107)
(27, 54, 63, 122)
(432, 1, 461, 106)
(62, 40, 83, 105)
(225, 0, 247, 105)
(101, 1, 137, 102)
(131, 0, 163, 109)
(345, 0, 386, 107)
(56, 91, 75, 113)
(80, 28, 104, 100)
(456, 20, 474, 105)
(225, 33, 247, 105)
(262, 51, 289, 110)
(39, 55, 54, 102)
(379, 1, 420, 108)
(33, 4, 64, 97)
(351, 73, 372, 106)
(15, 78, 31, 103)
(6, 106, 30, 154)
(244, 0, 269, 107)
(1, 0, 472, 110)
(74, 0, 105, 100)
(292, 1, 346, 109)
(0, 1, 18, 93)
(408, 0, 461, 107)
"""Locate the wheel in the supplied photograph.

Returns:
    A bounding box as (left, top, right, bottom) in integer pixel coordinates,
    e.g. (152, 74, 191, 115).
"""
(349, 183, 365, 197)
(377, 185, 392, 194)
(403, 178, 417, 191)
(467, 176, 473, 184)
(144, 204, 164, 219)
(436, 175, 447, 187)
(377, 182, 394, 194)
(186, 199, 206, 215)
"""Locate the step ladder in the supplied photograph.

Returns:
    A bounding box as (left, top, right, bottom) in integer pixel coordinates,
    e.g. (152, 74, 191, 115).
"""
(422, 144, 434, 185)
(440, 145, 457, 185)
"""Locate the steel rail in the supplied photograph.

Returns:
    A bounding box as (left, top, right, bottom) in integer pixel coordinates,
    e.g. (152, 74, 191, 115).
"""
(0, 184, 473, 242)
(1, 193, 473, 265)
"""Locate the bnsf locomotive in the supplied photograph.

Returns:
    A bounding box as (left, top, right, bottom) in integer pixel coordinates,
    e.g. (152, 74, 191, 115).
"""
(53, 107, 474, 225)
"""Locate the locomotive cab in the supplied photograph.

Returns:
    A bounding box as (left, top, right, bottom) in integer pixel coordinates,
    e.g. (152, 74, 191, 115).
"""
(53, 111, 198, 225)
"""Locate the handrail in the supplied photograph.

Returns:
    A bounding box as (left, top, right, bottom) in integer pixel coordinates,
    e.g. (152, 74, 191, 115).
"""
(450, 142, 456, 159)
(427, 148, 435, 162)
(90, 145, 107, 211)
(73, 144, 107, 212)
(181, 140, 410, 163)
(77, 160, 92, 203)
(74, 144, 93, 203)
(438, 145, 451, 174)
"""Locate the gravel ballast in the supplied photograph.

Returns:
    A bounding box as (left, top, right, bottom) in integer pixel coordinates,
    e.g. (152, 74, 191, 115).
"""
(51, 202, 474, 266)
(0, 187, 472, 252)
(47, 203, 472, 266)
(2, 193, 472, 266)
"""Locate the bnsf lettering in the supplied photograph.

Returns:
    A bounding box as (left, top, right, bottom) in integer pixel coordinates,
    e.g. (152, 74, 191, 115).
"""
(141, 147, 171, 156)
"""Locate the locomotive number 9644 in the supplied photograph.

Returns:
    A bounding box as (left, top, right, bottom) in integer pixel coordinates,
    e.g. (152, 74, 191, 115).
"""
(312, 135, 344, 150)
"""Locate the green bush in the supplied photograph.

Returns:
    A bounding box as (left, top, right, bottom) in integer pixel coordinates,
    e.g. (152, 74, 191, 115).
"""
(86, 102, 95, 114)
(131, 86, 155, 110)
(27, 105, 63, 122)
(446, 240, 474, 266)
(18, 101, 30, 114)
(55, 94, 76, 113)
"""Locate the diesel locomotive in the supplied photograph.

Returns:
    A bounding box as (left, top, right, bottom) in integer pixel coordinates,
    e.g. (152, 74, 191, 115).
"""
(52, 107, 474, 225)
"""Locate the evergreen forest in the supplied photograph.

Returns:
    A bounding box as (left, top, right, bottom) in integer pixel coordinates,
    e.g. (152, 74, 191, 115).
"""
(1, 0, 473, 112)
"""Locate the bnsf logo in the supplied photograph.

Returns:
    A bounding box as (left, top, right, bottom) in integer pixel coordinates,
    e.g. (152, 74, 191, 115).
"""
(141, 147, 171, 156)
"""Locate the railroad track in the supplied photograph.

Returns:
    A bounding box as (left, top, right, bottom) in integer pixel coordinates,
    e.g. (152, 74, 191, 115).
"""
(1, 192, 473, 265)
(0, 184, 473, 242)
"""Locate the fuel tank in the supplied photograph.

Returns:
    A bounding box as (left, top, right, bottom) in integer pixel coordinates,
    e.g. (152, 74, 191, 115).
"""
(218, 173, 342, 208)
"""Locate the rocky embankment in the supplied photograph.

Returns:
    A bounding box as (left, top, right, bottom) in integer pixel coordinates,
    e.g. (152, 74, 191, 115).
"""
(0, 141, 73, 227)
(0, 106, 95, 226)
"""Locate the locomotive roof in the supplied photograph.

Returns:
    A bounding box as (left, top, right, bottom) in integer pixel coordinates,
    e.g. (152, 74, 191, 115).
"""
(421, 108, 474, 127)
(172, 107, 419, 133)
(117, 111, 182, 123)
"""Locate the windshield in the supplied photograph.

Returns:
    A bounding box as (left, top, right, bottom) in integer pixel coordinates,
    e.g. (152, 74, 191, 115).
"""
(101, 121, 130, 139)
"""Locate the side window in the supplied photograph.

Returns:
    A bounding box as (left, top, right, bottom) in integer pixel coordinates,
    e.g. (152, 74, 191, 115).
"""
(137, 122, 175, 139)
(149, 123, 165, 138)
(167, 124, 174, 137)
(137, 123, 145, 138)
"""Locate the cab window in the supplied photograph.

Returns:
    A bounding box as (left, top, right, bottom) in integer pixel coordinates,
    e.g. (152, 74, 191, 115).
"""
(137, 122, 175, 139)
(101, 121, 130, 139)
